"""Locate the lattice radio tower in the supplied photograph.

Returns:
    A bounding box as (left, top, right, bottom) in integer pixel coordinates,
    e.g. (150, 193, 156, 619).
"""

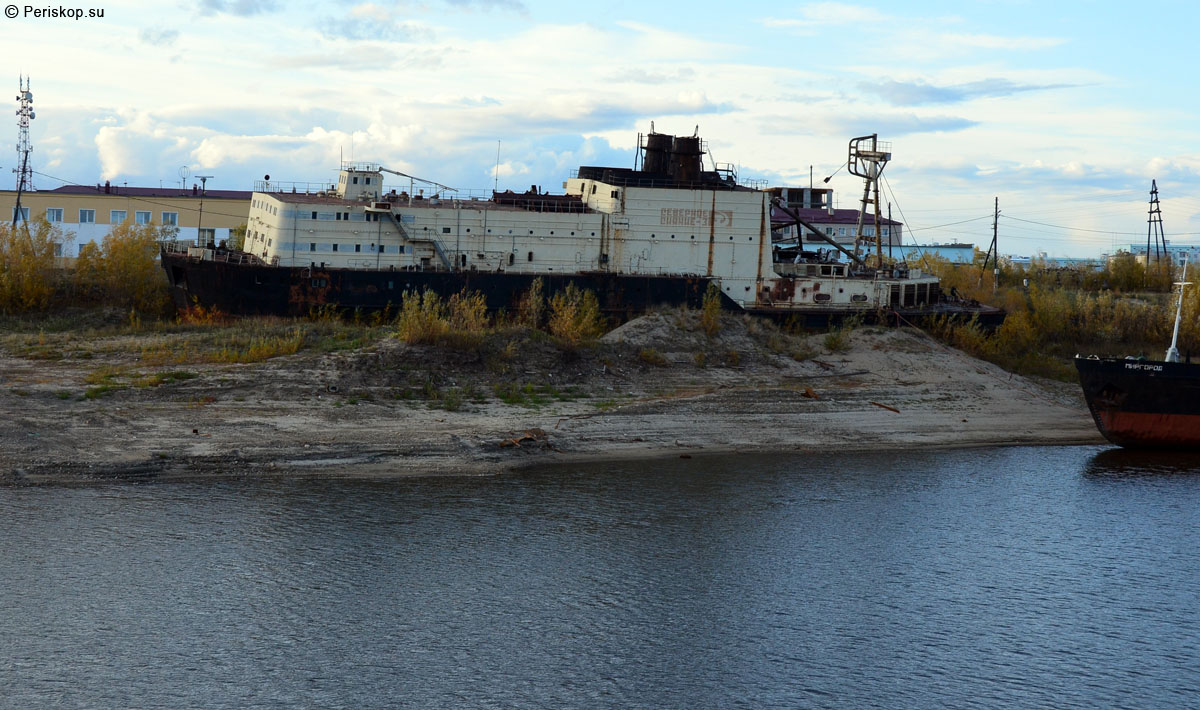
(1147, 179, 1166, 262)
(14, 76, 34, 193)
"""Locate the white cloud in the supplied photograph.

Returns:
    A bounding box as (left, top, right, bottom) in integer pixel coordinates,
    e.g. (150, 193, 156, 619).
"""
(762, 2, 888, 28)
(939, 32, 1067, 51)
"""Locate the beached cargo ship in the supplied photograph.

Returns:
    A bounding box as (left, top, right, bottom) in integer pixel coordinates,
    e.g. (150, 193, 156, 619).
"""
(1076, 356, 1200, 447)
(1076, 263, 1200, 447)
(161, 131, 1002, 327)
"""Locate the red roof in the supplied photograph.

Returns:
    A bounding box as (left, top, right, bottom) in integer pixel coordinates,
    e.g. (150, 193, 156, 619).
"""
(774, 206, 902, 226)
(44, 184, 252, 200)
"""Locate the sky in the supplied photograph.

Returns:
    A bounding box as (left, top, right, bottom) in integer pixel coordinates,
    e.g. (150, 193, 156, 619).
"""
(3, 0, 1199, 257)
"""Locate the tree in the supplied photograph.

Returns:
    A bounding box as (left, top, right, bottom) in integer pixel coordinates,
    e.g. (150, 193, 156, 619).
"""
(72, 222, 172, 314)
(228, 223, 247, 251)
(0, 216, 67, 313)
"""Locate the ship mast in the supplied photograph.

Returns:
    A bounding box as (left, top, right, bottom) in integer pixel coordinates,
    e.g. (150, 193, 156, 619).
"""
(1166, 256, 1190, 363)
(846, 134, 890, 268)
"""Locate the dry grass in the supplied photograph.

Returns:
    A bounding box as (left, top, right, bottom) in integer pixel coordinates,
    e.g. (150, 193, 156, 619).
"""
(548, 282, 605, 348)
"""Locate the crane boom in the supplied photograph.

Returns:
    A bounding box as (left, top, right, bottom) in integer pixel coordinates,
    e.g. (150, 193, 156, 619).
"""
(378, 167, 456, 196)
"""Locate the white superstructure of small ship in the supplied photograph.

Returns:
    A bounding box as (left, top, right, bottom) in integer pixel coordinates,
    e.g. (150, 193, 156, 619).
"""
(163, 130, 998, 325)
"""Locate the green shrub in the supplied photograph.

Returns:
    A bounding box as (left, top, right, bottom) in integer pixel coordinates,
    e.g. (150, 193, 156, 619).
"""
(548, 282, 604, 348)
(700, 282, 722, 338)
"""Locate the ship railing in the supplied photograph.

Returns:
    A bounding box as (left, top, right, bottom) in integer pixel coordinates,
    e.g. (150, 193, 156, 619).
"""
(340, 161, 381, 173)
(568, 170, 742, 191)
(377, 185, 494, 201)
(161, 239, 192, 255)
(160, 239, 265, 266)
(254, 180, 337, 194)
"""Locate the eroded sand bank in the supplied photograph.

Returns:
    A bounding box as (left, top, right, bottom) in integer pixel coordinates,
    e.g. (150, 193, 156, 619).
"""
(0, 315, 1104, 483)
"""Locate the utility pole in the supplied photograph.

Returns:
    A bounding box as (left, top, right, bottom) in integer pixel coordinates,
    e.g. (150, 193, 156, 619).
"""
(887, 202, 893, 262)
(980, 197, 999, 291)
(195, 175, 213, 247)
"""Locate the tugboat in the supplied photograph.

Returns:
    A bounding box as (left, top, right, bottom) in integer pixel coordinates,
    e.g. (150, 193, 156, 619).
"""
(1076, 259, 1200, 447)
(161, 130, 1003, 327)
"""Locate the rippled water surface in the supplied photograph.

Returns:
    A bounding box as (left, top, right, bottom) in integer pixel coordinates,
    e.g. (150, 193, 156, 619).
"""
(3, 445, 1200, 708)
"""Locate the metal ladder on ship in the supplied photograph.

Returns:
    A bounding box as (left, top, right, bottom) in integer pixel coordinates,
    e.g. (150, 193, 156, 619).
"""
(386, 212, 452, 270)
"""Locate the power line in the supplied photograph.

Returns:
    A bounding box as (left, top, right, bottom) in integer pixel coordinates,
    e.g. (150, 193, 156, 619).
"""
(1001, 213, 1200, 237)
(28, 169, 252, 221)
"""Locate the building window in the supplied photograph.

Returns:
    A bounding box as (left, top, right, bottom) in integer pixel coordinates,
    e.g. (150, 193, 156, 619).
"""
(355, 244, 361, 252)
(365, 177, 371, 185)
(352, 176, 359, 184)
(332, 243, 338, 252)
(135, 211, 151, 225)
(442, 227, 451, 234)
(46, 208, 63, 223)
(162, 211, 178, 226)
(310, 243, 317, 252)
(110, 210, 126, 224)
(198, 228, 215, 243)
(79, 209, 95, 224)
(838, 227, 846, 237)
(882, 227, 890, 237)
(11, 207, 29, 222)
(825, 227, 834, 236)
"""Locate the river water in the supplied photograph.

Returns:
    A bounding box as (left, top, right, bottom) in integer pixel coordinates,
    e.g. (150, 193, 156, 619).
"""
(2, 445, 1199, 708)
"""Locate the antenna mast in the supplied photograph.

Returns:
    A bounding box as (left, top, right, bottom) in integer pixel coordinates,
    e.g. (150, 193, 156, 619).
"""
(14, 75, 34, 193)
(11, 75, 35, 230)
(1166, 256, 1191, 363)
(846, 134, 890, 268)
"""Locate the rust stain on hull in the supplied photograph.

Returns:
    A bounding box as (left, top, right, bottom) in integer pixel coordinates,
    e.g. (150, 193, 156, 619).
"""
(707, 191, 716, 276)
(1095, 410, 1200, 448)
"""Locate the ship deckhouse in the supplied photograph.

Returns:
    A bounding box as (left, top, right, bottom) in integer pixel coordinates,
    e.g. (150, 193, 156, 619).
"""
(235, 132, 936, 311)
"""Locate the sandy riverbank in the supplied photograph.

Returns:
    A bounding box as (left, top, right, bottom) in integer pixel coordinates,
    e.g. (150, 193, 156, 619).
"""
(0, 313, 1105, 484)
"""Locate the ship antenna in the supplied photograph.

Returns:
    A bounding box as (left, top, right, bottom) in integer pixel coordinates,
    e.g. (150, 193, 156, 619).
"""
(1166, 255, 1191, 363)
(494, 140, 500, 193)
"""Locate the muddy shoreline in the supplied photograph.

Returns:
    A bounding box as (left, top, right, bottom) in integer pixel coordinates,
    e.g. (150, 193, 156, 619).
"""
(0, 315, 1106, 485)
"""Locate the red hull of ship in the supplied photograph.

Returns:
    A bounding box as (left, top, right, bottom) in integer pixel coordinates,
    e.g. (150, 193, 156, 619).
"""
(1095, 411, 1200, 448)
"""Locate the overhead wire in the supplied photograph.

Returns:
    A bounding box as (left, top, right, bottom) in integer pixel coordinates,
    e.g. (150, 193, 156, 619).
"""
(30, 169, 256, 221)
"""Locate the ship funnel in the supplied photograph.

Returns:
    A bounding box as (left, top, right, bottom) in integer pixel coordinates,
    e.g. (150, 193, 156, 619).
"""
(643, 132, 672, 174)
(670, 135, 703, 183)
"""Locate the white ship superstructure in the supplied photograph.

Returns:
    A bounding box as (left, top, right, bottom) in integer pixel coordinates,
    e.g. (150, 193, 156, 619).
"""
(236, 133, 938, 312)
